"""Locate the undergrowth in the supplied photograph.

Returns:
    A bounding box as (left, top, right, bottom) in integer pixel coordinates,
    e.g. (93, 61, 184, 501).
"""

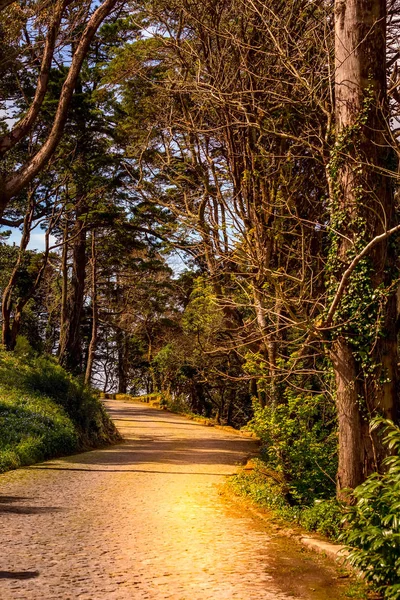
(0, 343, 120, 474)
(340, 419, 400, 600)
(228, 459, 343, 540)
(223, 391, 343, 540)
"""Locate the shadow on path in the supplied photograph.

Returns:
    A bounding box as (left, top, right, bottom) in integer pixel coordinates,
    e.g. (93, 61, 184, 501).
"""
(29, 466, 230, 476)
(0, 571, 40, 580)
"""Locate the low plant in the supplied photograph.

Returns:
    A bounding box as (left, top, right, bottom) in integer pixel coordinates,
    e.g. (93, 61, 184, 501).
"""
(246, 392, 338, 504)
(0, 346, 119, 473)
(299, 498, 343, 539)
(0, 389, 78, 472)
(340, 418, 400, 600)
(228, 459, 343, 540)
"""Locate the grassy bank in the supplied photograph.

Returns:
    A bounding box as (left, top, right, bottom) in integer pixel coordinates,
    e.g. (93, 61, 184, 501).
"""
(0, 349, 120, 474)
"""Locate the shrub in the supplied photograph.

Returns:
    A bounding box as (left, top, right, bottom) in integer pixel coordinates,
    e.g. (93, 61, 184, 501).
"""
(299, 499, 342, 539)
(0, 391, 78, 472)
(246, 392, 337, 504)
(0, 348, 119, 473)
(340, 419, 400, 600)
(228, 460, 343, 540)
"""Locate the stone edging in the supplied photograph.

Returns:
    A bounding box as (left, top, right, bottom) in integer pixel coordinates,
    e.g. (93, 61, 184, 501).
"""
(239, 500, 350, 566)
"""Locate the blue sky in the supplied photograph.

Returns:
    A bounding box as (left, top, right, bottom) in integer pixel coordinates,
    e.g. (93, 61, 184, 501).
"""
(2, 227, 56, 251)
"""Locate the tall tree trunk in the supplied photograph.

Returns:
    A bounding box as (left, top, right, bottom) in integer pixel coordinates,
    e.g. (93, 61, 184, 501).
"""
(253, 287, 283, 409)
(58, 200, 87, 374)
(2, 196, 34, 349)
(332, 0, 399, 497)
(117, 328, 129, 394)
(59, 219, 69, 343)
(0, 0, 121, 215)
(85, 231, 98, 386)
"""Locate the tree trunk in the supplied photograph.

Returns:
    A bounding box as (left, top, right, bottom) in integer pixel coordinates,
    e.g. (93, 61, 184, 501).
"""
(253, 287, 283, 408)
(331, 338, 364, 496)
(85, 231, 98, 386)
(0, 0, 121, 215)
(58, 201, 87, 374)
(2, 197, 34, 350)
(117, 329, 129, 394)
(59, 220, 69, 341)
(333, 0, 399, 497)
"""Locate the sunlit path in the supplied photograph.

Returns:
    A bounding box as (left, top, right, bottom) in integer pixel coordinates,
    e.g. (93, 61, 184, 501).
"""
(0, 401, 349, 599)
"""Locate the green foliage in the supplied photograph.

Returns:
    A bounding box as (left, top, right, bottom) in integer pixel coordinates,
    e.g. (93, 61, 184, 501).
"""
(182, 277, 222, 336)
(147, 276, 252, 428)
(247, 392, 337, 504)
(340, 419, 400, 600)
(299, 499, 343, 539)
(228, 460, 343, 540)
(326, 88, 399, 379)
(230, 461, 289, 511)
(0, 347, 119, 473)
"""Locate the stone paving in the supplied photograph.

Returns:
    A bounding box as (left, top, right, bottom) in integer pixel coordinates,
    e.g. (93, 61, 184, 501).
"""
(0, 401, 350, 599)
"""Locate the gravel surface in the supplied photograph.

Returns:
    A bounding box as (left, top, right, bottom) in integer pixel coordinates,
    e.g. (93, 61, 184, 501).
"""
(0, 401, 351, 599)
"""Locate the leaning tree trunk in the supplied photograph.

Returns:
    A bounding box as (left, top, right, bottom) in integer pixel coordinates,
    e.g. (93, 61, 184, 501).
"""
(332, 0, 399, 498)
(2, 195, 35, 350)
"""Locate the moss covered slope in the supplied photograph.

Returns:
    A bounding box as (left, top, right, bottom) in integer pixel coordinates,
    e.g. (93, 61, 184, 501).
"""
(0, 350, 120, 473)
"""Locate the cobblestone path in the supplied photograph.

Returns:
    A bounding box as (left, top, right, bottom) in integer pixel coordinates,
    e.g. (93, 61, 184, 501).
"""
(0, 401, 350, 600)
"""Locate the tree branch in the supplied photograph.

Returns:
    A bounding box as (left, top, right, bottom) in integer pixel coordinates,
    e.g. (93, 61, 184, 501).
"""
(0, 0, 15, 12)
(0, 1, 71, 157)
(323, 223, 400, 329)
(0, 0, 122, 215)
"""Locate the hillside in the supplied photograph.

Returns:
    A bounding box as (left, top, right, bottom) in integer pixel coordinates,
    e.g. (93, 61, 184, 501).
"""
(0, 348, 120, 473)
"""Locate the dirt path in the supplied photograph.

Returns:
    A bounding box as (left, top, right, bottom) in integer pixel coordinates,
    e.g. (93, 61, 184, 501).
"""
(0, 401, 352, 600)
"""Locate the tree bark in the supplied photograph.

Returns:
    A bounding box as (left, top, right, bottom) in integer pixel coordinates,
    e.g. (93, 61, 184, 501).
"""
(85, 232, 98, 386)
(117, 329, 129, 394)
(0, 0, 15, 12)
(58, 201, 87, 374)
(59, 220, 69, 341)
(2, 197, 35, 349)
(333, 0, 399, 497)
(0, 1, 68, 157)
(2, 197, 53, 350)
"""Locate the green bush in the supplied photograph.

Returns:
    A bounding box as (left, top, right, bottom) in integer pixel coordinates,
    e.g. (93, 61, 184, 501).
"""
(246, 392, 337, 504)
(0, 348, 119, 473)
(23, 356, 114, 445)
(0, 391, 78, 472)
(229, 460, 343, 540)
(299, 499, 342, 539)
(340, 419, 400, 600)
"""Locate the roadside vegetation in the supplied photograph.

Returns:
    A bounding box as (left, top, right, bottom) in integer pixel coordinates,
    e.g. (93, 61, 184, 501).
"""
(229, 417, 400, 600)
(0, 343, 119, 473)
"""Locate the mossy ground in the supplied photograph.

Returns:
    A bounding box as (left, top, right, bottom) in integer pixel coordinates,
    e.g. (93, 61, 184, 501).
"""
(0, 349, 120, 474)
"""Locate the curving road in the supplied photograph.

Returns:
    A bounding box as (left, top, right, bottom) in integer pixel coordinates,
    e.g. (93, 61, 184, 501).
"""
(0, 401, 351, 599)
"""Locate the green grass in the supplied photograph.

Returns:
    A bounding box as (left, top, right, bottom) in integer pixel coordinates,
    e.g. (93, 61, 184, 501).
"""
(0, 348, 120, 474)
